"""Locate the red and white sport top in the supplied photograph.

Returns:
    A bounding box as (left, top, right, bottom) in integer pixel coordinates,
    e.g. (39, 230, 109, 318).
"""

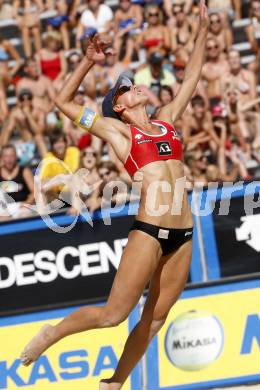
(124, 120, 183, 177)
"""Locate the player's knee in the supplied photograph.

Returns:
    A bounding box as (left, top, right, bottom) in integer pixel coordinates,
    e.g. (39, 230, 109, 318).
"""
(100, 307, 128, 328)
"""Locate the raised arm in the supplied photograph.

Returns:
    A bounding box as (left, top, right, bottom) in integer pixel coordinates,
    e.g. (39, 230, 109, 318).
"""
(55, 36, 128, 154)
(239, 96, 260, 112)
(157, 0, 208, 124)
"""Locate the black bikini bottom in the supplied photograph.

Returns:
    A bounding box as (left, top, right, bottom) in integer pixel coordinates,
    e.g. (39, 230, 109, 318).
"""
(130, 220, 193, 256)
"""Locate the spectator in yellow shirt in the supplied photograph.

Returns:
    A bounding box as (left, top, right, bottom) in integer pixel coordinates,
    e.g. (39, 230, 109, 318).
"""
(134, 52, 175, 97)
(40, 129, 80, 199)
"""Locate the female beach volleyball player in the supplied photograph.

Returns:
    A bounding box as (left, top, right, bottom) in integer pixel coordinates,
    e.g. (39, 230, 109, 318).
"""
(21, 2, 209, 389)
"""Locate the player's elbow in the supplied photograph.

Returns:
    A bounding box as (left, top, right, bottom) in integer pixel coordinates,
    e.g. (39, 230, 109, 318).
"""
(54, 94, 66, 112)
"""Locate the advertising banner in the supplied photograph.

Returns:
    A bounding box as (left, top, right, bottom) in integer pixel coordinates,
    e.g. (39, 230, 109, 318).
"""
(146, 279, 260, 389)
(0, 215, 134, 314)
(0, 206, 199, 316)
(0, 304, 141, 390)
(212, 195, 260, 277)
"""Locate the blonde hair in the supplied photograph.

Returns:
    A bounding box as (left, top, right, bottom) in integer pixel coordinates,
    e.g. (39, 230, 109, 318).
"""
(43, 31, 62, 47)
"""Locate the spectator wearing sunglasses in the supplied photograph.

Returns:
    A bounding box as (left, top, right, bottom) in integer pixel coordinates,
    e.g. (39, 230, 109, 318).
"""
(87, 161, 130, 212)
(66, 52, 96, 100)
(137, 4, 171, 57)
(202, 37, 229, 107)
(208, 12, 233, 54)
(169, 2, 197, 62)
(185, 149, 208, 188)
(66, 52, 83, 83)
(0, 89, 47, 159)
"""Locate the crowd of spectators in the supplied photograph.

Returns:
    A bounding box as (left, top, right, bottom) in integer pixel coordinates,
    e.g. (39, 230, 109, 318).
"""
(0, 0, 259, 220)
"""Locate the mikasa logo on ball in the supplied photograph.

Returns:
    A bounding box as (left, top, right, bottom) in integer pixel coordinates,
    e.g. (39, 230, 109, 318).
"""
(165, 310, 224, 371)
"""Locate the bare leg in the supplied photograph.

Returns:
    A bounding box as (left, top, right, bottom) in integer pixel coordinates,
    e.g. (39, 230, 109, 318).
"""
(60, 22, 70, 51)
(20, 231, 161, 366)
(21, 26, 31, 58)
(123, 38, 135, 64)
(34, 134, 48, 158)
(250, 112, 260, 150)
(100, 240, 192, 390)
(113, 35, 123, 63)
(32, 26, 42, 53)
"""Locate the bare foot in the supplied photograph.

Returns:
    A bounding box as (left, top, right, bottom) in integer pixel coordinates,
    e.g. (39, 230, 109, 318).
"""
(99, 380, 110, 390)
(99, 379, 121, 390)
(20, 324, 55, 366)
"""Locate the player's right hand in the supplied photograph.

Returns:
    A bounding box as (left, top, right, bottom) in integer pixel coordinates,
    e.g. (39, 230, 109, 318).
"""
(85, 34, 114, 63)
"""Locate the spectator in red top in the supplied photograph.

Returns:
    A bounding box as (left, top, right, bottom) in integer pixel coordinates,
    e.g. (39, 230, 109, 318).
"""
(36, 31, 68, 91)
(137, 4, 171, 57)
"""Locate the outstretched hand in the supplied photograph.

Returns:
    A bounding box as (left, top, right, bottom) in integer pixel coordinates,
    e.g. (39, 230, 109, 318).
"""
(199, 0, 209, 30)
(85, 34, 115, 63)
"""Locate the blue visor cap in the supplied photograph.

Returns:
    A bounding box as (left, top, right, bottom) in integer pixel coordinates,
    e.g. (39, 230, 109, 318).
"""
(102, 76, 133, 119)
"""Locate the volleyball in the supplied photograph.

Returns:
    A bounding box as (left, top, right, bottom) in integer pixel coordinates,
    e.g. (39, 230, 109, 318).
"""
(164, 310, 224, 371)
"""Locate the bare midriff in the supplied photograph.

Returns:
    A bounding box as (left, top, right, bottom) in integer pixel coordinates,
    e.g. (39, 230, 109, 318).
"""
(135, 159, 193, 229)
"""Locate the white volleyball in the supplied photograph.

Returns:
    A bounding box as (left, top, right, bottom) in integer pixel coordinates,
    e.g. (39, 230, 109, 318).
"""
(164, 310, 224, 371)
